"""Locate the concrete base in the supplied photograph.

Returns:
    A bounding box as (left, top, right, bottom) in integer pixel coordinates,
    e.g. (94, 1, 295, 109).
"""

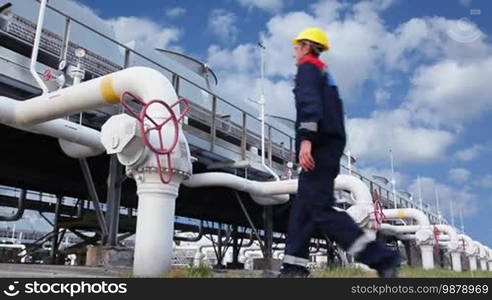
(420, 245, 435, 269)
(86, 246, 133, 268)
(252, 258, 282, 271)
(451, 252, 462, 272)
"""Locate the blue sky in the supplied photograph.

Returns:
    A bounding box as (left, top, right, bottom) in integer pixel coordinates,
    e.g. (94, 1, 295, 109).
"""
(72, 0, 492, 245)
(4, 0, 492, 247)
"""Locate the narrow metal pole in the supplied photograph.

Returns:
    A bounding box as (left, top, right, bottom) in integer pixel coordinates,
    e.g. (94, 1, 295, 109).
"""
(50, 195, 62, 264)
(59, 17, 71, 61)
(435, 187, 442, 224)
(417, 176, 423, 210)
(389, 149, 397, 208)
(210, 96, 217, 151)
(79, 158, 109, 239)
(241, 112, 247, 160)
(231, 225, 240, 266)
(459, 208, 465, 233)
(268, 126, 273, 167)
(263, 206, 273, 259)
(105, 155, 123, 246)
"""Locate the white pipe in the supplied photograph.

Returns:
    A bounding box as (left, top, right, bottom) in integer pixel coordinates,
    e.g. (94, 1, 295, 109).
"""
(183, 172, 372, 206)
(0, 97, 104, 158)
(475, 242, 488, 271)
(457, 235, 477, 270)
(0, 67, 176, 157)
(379, 211, 435, 269)
(458, 234, 477, 257)
(14, 67, 177, 125)
(382, 208, 430, 227)
(380, 224, 420, 234)
(435, 225, 459, 252)
(30, 0, 49, 94)
(239, 247, 261, 263)
(133, 178, 180, 277)
(258, 44, 279, 181)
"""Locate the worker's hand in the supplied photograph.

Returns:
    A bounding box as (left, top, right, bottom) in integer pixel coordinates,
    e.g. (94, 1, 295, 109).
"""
(299, 140, 315, 172)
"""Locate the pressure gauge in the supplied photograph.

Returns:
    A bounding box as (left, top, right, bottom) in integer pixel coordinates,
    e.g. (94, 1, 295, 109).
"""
(75, 48, 86, 58)
(58, 60, 67, 71)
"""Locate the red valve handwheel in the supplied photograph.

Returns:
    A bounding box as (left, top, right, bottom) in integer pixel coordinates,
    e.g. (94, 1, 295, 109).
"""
(372, 189, 386, 228)
(433, 226, 441, 254)
(120, 91, 190, 184)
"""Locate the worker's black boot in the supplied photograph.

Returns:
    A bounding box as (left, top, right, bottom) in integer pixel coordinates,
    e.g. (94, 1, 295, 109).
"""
(355, 241, 400, 278)
(278, 263, 310, 278)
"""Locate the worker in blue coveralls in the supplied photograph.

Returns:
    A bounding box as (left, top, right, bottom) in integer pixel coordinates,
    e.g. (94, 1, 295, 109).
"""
(279, 28, 400, 278)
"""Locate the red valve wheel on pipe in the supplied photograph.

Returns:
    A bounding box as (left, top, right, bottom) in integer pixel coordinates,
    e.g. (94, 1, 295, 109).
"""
(372, 189, 386, 229)
(433, 226, 441, 254)
(120, 91, 190, 184)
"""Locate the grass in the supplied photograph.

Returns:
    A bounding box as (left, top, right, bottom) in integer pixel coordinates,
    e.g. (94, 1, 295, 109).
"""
(164, 264, 214, 278)
(312, 266, 492, 278)
(161, 265, 492, 278)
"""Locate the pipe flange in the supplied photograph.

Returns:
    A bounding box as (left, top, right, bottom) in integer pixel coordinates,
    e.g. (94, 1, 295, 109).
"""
(128, 166, 191, 181)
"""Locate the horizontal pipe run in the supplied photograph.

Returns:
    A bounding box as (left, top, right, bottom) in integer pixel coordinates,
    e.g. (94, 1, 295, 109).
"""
(183, 172, 372, 206)
(382, 208, 431, 227)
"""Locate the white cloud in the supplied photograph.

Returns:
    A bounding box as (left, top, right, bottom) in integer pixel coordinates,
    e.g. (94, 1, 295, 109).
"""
(237, 0, 285, 12)
(407, 58, 492, 128)
(358, 168, 478, 218)
(165, 7, 186, 18)
(478, 174, 492, 189)
(208, 44, 257, 73)
(347, 109, 455, 164)
(448, 168, 471, 183)
(208, 9, 238, 43)
(455, 144, 488, 161)
(358, 166, 410, 189)
(207, 0, 492, 164)
(459, 0, 473, 7)
(374, 88, 390, 106)
(107, 16, 181, 49)
(407, 176, 477, 217)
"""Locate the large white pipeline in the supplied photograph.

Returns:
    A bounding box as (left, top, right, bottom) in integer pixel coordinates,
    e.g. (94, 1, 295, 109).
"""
(474, 242, 488, 271)
(183, 172, 371, 204)
(382, 208, 430, 227)
(182, 172, 375, 226)
(459, 234, 478, 271)
(0, 69, 173, 158)
(13, 67, 176, 124)
(0, 97, 104, 158)
(380, 208, 436, 269)
(435, 225, 461, 272)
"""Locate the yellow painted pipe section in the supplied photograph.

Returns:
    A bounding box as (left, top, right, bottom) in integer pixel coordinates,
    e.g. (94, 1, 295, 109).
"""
(397, 210, 406, 219)
(100, 75, 119, 104)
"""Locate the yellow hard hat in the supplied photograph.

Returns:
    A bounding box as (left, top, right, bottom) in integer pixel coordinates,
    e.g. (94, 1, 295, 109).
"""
(292, 27, 330, 51)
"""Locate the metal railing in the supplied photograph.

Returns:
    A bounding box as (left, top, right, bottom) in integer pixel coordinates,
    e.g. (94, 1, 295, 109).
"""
(2, 2, 296, 172)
